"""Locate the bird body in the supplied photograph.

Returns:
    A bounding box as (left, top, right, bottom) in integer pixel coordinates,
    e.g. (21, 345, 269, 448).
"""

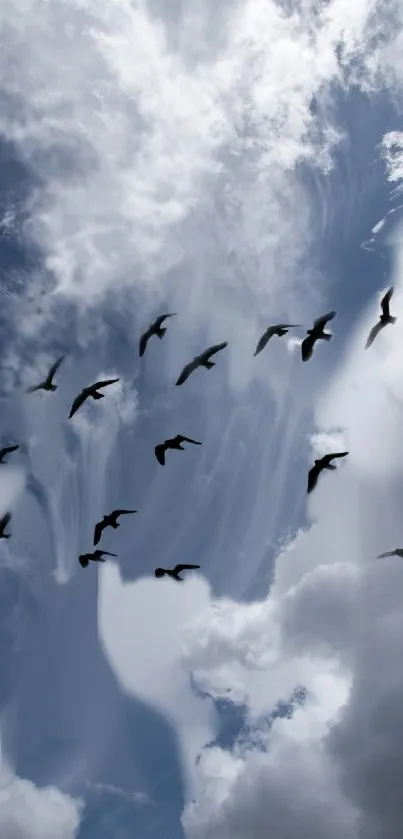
(365, 287, 396, 348)
(69, 378, 120, 418)
(254, 324, 300, 356)
(154, 435, 201, 466)
(307, 451, 348, 493)
(93, 509, 137, 545)
(301, 312, 336, 361)
(0, 512, 12, 539)
(79, 549, 117, 568)
(26, 355, 65, 393)
(0, 445, 19, 464)
(175, 342, 228, 386)
(139, 313, 177, 357)
(154, 563, 200, 581)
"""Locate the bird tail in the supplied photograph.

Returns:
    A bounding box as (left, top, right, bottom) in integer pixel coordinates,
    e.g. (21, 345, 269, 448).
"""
(203, 360, 215, 369)
(326, 464, 337, 470)
(389, 316, 397, 324)
(320, 332, 332, 342)
(48, 384, 57, 392)
(79, 556, 89, 568)
(112, 521, 119, 529)
(93, 392, 104, 400)
(157, 327, 167, 338)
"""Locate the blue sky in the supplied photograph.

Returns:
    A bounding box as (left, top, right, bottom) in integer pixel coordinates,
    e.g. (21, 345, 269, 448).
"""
(1, 1, 403, 838)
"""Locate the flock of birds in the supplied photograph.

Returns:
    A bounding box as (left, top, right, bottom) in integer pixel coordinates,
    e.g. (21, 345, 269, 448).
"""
(0, 286, 400, 576)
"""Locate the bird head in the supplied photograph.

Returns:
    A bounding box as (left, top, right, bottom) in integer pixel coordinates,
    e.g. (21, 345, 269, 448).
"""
(154, 568, 165, 578)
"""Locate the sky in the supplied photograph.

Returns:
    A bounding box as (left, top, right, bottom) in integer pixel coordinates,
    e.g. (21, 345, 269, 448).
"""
(1, 0, 403, 837)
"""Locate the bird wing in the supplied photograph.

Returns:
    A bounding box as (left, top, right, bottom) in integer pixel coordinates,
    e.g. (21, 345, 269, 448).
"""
(69, 389, 89, 418)
(254, 327, 276, 356)
(93, 519, 105, 546)
(377, 550, 397, 558)
(313, 311, 336, 331)
(47, 355, 65, 382)
(173, 564, 201, 573)
(365, 321, 384, 349)
(92, 378, 120, 391)
(204, 341, 228, 359)
(139, 329, 151, 357)
(0, 512, 11, 528)
(155, 443, 166, 465)
(175, 359, 198, 386)
(301, 334, 315, 361)
(381, 287, 394, 318)
(112, 509, 137, 517)
(177, 436, 202, 445)
(1, 445, 19, 456)
(100, 550, 117, 557)
(25, 383, 43, 393)
(307, 464, 320, 493)
(155, 312, 176, 328)
(325, 451, 349, 463)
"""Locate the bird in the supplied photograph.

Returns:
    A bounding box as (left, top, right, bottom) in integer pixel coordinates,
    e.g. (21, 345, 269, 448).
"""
(154, 563, 200, 581)
(154, 435, 202, 466)
(377, 548, 403, 559)
(69, 378, 120, 418)
(307, 451, 349, 493)
(301, 312, 336, 361)
(365, 287, 396, 348)
(26, 355, 65, 393)
(139, 313, 177, 357)
(254, 324, 301, 356)
(0, 445, 19, 464)
(93, 509, 137, 545)
(175, 342, 228, 386)
(0, 512, 12, 539)
(79, 549, 117, 568)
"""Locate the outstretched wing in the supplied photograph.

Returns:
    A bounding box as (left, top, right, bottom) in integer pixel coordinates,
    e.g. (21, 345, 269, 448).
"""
(301, 334, 315, 362)
(377, 550, 397, 559)
(0, 445, 19, 458)
(254, 326, 277, 356)
(173, 564, 201, 573)
(93, 519, 105, 546)
(175, 359, 198, 386)
(139, 328, 151, 357)
(47, 355, 65, 382)
(313, 311, 336, 331)
(113, 509, 137, 517)
(0, 512, 11, 529)
(69, 389, 88, 418)
(155, 312, 176, 329)
(25, 383, 44, 394)
(92, 378, 120, 391)
(381, 287, 394, 318)
(325, 451, 349, 464)
(177, 436, 202, 445)
(307, 464, 320, 493)
(99, 551, 117, 557)
(365, 321, 384, 349)
(155, 443, 166, 465)
(204, 341, 228, 359)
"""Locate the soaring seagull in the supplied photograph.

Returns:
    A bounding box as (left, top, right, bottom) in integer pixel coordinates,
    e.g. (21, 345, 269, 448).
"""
(0, 512, 12, 539)
(93, 509, 137, 545)
(154, 435, 201, 466)
(307, 452, 349, 494)
(254, 323, 300, 356)
(0, 445, 19, 464)
(365, 287, 396, 349)
(301, 312, 336, 362)
(79, 549, 117, 568)
(139, 313, 177, 357)
(69, 378, 120, 418)
(26, 355, 65, 393)
(154, 563, 200, 581)
(175, 342, 228, 386)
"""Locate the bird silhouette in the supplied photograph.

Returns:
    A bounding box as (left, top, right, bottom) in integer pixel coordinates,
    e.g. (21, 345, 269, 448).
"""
(175, 342, 228, 386)
(154, 435, 202, 466)
(0, 512, 12, 539)
(154, 563, 200, 581)
(139, 313, 177, 357)
(94, 509, 137, 545)
(0, 445, 19, 464)
(377, 548, 403, 559)
(79, 549, 117, 568)
(69, 378, 120, 418)
(254, 324, 301, 356)
(365, 287, 396, 348)
(307, 451, 349, 493)
(301, 312, 336, 362)
(26, 355, 65, 393)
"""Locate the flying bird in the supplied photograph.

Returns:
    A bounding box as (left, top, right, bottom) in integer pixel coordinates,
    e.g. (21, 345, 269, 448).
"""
(93, 509, 137, 545)
(175, 342, 228, 386)
(365, 287, 396, 349)
(79, 549, 117, 568)
(154, 563, 200, 581)
(377, 548, 403, 559)
(307, 451, 349, 494)
(301, 312, 336, 362)
(0, 512, 11, 539)
(154, 435, 202, 466)
(26, 355, 65, 393)
(69, 378, 120, 418)
(254, 324, 301, 356)
(139, 313, 177, 357)
(0, 445, 19, 464)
